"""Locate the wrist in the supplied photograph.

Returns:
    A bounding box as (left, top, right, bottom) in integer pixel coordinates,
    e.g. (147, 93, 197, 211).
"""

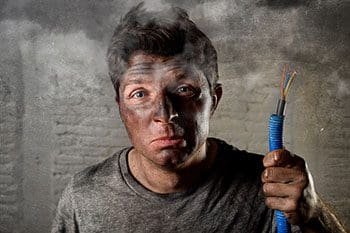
(299, 198, 348, 233)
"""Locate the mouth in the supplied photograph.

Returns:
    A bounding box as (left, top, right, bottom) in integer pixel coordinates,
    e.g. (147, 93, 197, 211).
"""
(150, 136, 186, 149)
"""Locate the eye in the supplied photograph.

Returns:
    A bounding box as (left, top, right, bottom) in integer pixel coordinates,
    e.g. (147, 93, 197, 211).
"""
(176, 85, 195, 97)
(130, 90, 146, 99)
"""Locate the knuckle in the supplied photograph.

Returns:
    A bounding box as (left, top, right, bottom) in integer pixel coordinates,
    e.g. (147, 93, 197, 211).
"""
(263, 154, 271, 164)
(264, 153, 278, 167)
(262, 183, 267, 194)
(265, 197, 273, 208)
(266, 167, 274, 178)
(274, 150, 280, 158)
(261, 169, 269, 182)
(263, 167, 274, 181)
(263, 183, 275, 195)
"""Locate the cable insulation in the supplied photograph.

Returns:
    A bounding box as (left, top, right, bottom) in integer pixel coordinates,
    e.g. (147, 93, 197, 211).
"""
(269, 114, 291, 233)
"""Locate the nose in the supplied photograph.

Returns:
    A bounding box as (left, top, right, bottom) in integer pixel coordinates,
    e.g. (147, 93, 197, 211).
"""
(153, 95, 178, 124)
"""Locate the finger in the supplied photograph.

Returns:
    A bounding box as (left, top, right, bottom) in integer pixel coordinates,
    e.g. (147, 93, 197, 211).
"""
(262, 183, 303, 199)
(264, 149, 305, 169)
(265, 196, 299, 212)
(261, 167, 308, 185)
(263, 149, 289, 167)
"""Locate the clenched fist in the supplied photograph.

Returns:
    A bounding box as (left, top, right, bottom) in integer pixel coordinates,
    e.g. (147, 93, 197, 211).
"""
(261, 149, 318, 225)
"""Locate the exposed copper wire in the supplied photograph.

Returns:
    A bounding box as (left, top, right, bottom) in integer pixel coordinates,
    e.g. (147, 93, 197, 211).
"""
(284, 71, 297, 98)
(279, 65, 297, 101)
(280, 65, 287, 99)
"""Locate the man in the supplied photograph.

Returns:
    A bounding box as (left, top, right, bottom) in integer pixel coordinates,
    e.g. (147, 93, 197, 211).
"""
(52, 4, 347, 233)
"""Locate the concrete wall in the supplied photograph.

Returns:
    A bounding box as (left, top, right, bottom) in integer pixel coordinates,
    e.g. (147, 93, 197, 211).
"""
(0, 0, 349, 232)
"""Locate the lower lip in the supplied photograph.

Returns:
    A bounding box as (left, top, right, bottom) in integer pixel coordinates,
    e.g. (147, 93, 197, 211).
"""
(151, 138, 185, 148)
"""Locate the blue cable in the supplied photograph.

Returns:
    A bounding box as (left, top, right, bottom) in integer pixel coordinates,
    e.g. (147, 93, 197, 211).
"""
(269, 114, 291, 233)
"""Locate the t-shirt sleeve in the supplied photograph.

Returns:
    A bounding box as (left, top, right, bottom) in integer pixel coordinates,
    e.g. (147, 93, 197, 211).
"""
(51, 179, 79, 233)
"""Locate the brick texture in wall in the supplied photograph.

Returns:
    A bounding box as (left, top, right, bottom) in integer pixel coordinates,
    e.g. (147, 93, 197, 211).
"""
(0, 60, 23, 232)
(51, 95, 128, 202)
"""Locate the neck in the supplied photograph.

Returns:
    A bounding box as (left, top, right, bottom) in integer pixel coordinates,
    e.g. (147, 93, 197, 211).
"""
(128, 139, 217, 194)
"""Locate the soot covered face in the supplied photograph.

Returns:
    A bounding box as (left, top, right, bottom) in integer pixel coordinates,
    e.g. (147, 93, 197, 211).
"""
(117, 52, 220, 170)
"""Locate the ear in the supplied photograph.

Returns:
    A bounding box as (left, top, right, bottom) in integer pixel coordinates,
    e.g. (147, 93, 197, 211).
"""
(210, 83, 222, 116)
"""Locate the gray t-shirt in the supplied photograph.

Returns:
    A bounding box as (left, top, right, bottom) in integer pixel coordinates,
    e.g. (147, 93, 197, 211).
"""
(51, 138, 301, 233)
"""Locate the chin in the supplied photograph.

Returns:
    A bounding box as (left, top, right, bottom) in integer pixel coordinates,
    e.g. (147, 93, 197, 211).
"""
(154, 148, 190, 169)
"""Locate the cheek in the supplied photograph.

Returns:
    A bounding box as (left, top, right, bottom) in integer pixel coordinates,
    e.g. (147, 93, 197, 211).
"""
(179, 98, 211, 134)
(119, 104, 152, 131)
(196, 107, 210, 136)
(181, 97, 211, 119)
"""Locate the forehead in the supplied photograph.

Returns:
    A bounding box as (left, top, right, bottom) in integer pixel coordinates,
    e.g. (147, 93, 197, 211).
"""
(122, 52, 203, 82)
(128, 52, 180, 67)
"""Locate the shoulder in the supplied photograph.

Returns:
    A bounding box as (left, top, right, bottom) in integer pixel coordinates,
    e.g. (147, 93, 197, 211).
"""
(70, 147, 130, 193)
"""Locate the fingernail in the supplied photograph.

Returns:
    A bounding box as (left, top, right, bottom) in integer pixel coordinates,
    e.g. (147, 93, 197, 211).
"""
(274, 152, 279, 161)
(264, 169, 269, 178)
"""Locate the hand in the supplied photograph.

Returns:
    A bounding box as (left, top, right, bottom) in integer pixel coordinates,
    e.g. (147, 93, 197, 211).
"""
(261, 149, 318, 225)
